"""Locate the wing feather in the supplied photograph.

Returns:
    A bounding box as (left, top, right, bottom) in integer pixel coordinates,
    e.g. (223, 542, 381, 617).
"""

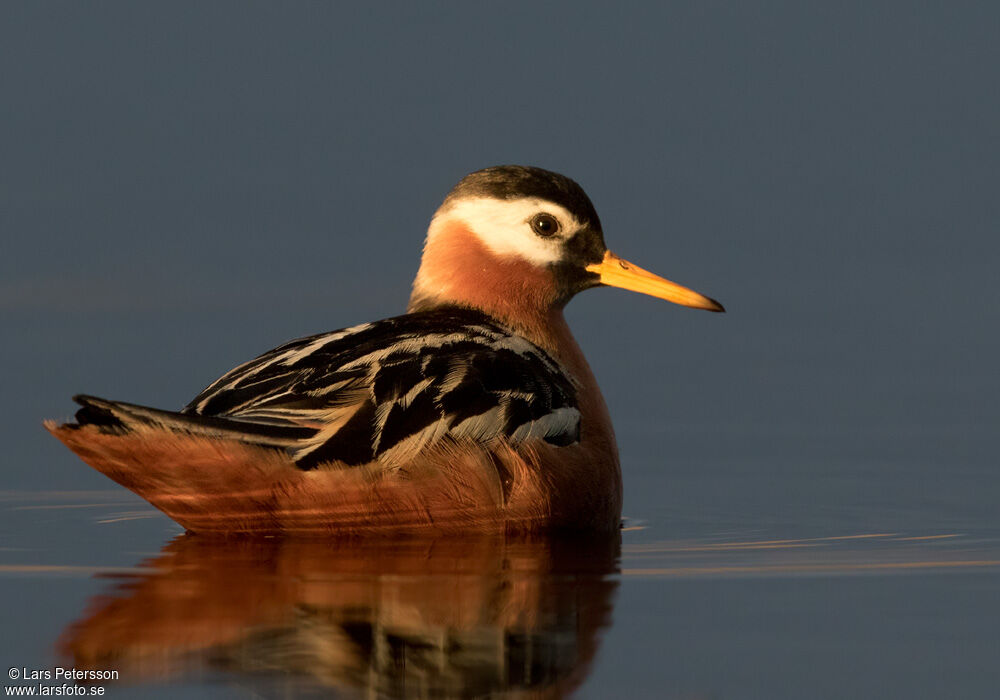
(183, 307, 580, 469)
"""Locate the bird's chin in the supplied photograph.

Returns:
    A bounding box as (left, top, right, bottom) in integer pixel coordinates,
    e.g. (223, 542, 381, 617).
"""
(551, 262, 604, 300)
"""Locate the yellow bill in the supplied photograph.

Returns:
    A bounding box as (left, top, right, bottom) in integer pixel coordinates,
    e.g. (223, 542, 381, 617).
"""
(586, 250, 725, 312)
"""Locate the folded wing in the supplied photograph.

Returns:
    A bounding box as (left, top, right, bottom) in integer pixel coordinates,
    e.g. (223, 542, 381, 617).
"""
(184, 307, 581, 469)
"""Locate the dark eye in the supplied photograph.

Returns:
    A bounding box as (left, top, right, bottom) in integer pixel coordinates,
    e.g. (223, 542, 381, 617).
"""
(530, 213, 560, 237)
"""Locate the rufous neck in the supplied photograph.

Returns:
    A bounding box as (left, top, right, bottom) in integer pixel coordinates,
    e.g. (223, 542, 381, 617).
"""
(408, 219, 570, 356)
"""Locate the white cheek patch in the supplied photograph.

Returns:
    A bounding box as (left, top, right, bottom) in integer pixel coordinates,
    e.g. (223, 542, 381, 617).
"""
(435, 197, 578, 266)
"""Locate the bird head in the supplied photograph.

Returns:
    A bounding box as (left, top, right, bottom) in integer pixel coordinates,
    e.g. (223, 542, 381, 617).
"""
(409, 166, 723, 324)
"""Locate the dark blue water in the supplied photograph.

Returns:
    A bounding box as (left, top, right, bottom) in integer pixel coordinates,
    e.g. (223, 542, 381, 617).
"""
(3, 2, 999, 697)
(2, 486, 998, 699)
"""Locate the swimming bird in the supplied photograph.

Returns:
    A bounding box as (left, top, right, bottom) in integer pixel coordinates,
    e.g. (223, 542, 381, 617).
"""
(47, 166, 723, 536)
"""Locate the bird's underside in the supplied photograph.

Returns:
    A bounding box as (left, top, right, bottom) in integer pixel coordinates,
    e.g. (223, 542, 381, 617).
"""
(46, 422, 611, 535)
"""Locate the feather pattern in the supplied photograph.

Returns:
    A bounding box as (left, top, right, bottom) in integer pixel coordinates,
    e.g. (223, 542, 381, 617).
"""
(183, 307, 581, 469)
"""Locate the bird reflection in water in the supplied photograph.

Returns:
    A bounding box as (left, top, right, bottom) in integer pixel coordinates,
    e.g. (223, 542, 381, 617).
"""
(60, 533, 619, 698)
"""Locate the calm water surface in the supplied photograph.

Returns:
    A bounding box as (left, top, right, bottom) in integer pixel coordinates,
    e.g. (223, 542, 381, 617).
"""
(2, 470, 998, 699)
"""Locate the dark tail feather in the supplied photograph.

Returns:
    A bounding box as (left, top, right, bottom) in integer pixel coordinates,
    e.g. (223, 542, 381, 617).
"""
(70, 395, 316, 449)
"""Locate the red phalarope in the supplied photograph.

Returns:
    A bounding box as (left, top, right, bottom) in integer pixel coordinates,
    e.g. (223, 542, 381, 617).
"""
(47, 166, 723, 535)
